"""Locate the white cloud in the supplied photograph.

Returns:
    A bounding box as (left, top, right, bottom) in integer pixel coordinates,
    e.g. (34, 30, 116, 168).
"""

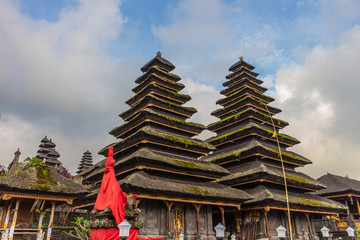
(275, 25, 360, 180)
(0, 0, 135, 173)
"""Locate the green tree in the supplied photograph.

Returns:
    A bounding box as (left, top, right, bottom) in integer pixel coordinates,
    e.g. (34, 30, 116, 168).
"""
(63, 217, 90, 240)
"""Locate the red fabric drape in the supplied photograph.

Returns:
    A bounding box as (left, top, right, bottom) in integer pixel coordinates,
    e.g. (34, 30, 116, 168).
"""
(90, 228, 120, 240)
(94, 146, 127, 224)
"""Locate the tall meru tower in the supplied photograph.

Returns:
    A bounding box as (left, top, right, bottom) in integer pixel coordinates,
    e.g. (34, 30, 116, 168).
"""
(204, 57, 346, 240)
(78, 53, 251, 240)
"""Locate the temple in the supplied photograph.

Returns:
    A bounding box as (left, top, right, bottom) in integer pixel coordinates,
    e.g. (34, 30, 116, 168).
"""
(78, 53, 251, 240)
(316, 173, 360, 230)
(76, 150, 93, 175)
(0, 150, 87, 238)
(36, 136, 62, 169)
(204, 57, 347, 239)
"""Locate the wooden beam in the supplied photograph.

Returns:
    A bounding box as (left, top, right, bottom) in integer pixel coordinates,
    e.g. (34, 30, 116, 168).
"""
(193, 204, 202, 233)
(164, 201, 174, 234)
(219, 206, 225, 226)
(263, 208, 269, 235)
(137, 194, 241, 208)
(8, 199, 20, 240)
(305, 213, 312, 233)
(46, 201, 56, 240)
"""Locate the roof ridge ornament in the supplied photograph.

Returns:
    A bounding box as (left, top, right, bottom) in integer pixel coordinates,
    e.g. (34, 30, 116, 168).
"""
(156, 51, 162, 57)
(239, 56, 244, 61)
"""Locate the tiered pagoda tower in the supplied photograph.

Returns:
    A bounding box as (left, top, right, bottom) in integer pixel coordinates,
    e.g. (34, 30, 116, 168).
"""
(36, 136, 62, 169)
(76, 150, 93, 174)
(205, 57, 346, 239)
(80, 53, 251, 240)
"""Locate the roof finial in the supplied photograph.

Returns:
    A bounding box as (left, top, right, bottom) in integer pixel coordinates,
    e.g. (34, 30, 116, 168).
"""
(239, 56, 244, 61)
(156, 51, 162, 57)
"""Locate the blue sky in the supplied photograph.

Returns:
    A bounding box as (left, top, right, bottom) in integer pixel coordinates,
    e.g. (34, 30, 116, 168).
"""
(1, 0, 360, 180)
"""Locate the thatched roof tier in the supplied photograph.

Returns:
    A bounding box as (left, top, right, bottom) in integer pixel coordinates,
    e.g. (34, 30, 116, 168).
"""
(220, 78, 267, 97)
(219, 161, 325, 191)
(110, 109, 205, 139)
(208, 108, 288, 132)
(120, 94, 197, 121)
(76, 150, 93, 175)
(132, 73, 185, 94)
(316, 173, 360, 197)
(141, 52, 175, 73)
(119, 171, 252, 204)
(135, 66, 181, 84)
(211, 96, 281, 119)
(205, 140, 311, 167)
(242, 185, 347, 214)
(126, 83, 191, 107)
(216, 87, 274, 107)
(208, 122, 299, 147)
(99, 126, 215, 157)
(224, 72, 262, 87)
(228, 58, 256, 72)
(86, 148, 229, 182)
(0, 164, 87, 198)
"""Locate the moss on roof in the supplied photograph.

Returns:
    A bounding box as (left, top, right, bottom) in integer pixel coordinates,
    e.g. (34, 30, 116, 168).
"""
(208, 107, 288, 129)
(120, 171, 252, 201)
(0, 161, 87, 195)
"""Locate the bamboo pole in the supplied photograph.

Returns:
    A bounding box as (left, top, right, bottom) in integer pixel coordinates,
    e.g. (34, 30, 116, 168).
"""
(38, 200, 46, 230)
(46, 202, 55, 240)
(263, 103, 293, 240)
(2, 200, 12, 229)
(8, 199, 20, 240)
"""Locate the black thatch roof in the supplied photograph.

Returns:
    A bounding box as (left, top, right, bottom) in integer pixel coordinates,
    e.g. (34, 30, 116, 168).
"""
(219, 160, 325, 191)
(126, 82, 191, 107)
(243, 185, 347, 213)
(205, 139, 311, 167)
(316, 173, 360, 196)
(132, 73, 185, 94)
(135, 66, 181, 84)
(120, 94, 196, 121)
(99, 126, 215, 157)
(207, 108, 288, 132)
(224, 71, 262, 86)
(220, 78, 267, 96)
(0, 163, 87, 196)
(207, 122, 299, 148)
(86, 148, 229, 182)
(228, 57, 255, 72)
(119, 171, 252, 203)
(216, 86, 275, 107)
(110, 109, 205, 139)
(141, 52, 176, 73)
(211, 95, 281, 118)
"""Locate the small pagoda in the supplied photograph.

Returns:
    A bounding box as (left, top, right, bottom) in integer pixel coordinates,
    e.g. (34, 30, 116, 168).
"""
(78, 52, 251, 240)
(76, 150, 93, 175)
(205, 57, 347, 239)
(36, 136, 62, 169)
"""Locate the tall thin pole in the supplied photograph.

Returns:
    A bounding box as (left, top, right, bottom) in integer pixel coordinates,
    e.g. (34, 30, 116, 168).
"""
(263, 104, 293, 240)
(46, 202, 56, 240)
(8, 199, 20, 240)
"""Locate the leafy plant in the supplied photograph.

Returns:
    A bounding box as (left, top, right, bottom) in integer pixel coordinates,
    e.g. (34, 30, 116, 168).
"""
(25, 157, 43, 166)
(63, 217, 90, 240)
